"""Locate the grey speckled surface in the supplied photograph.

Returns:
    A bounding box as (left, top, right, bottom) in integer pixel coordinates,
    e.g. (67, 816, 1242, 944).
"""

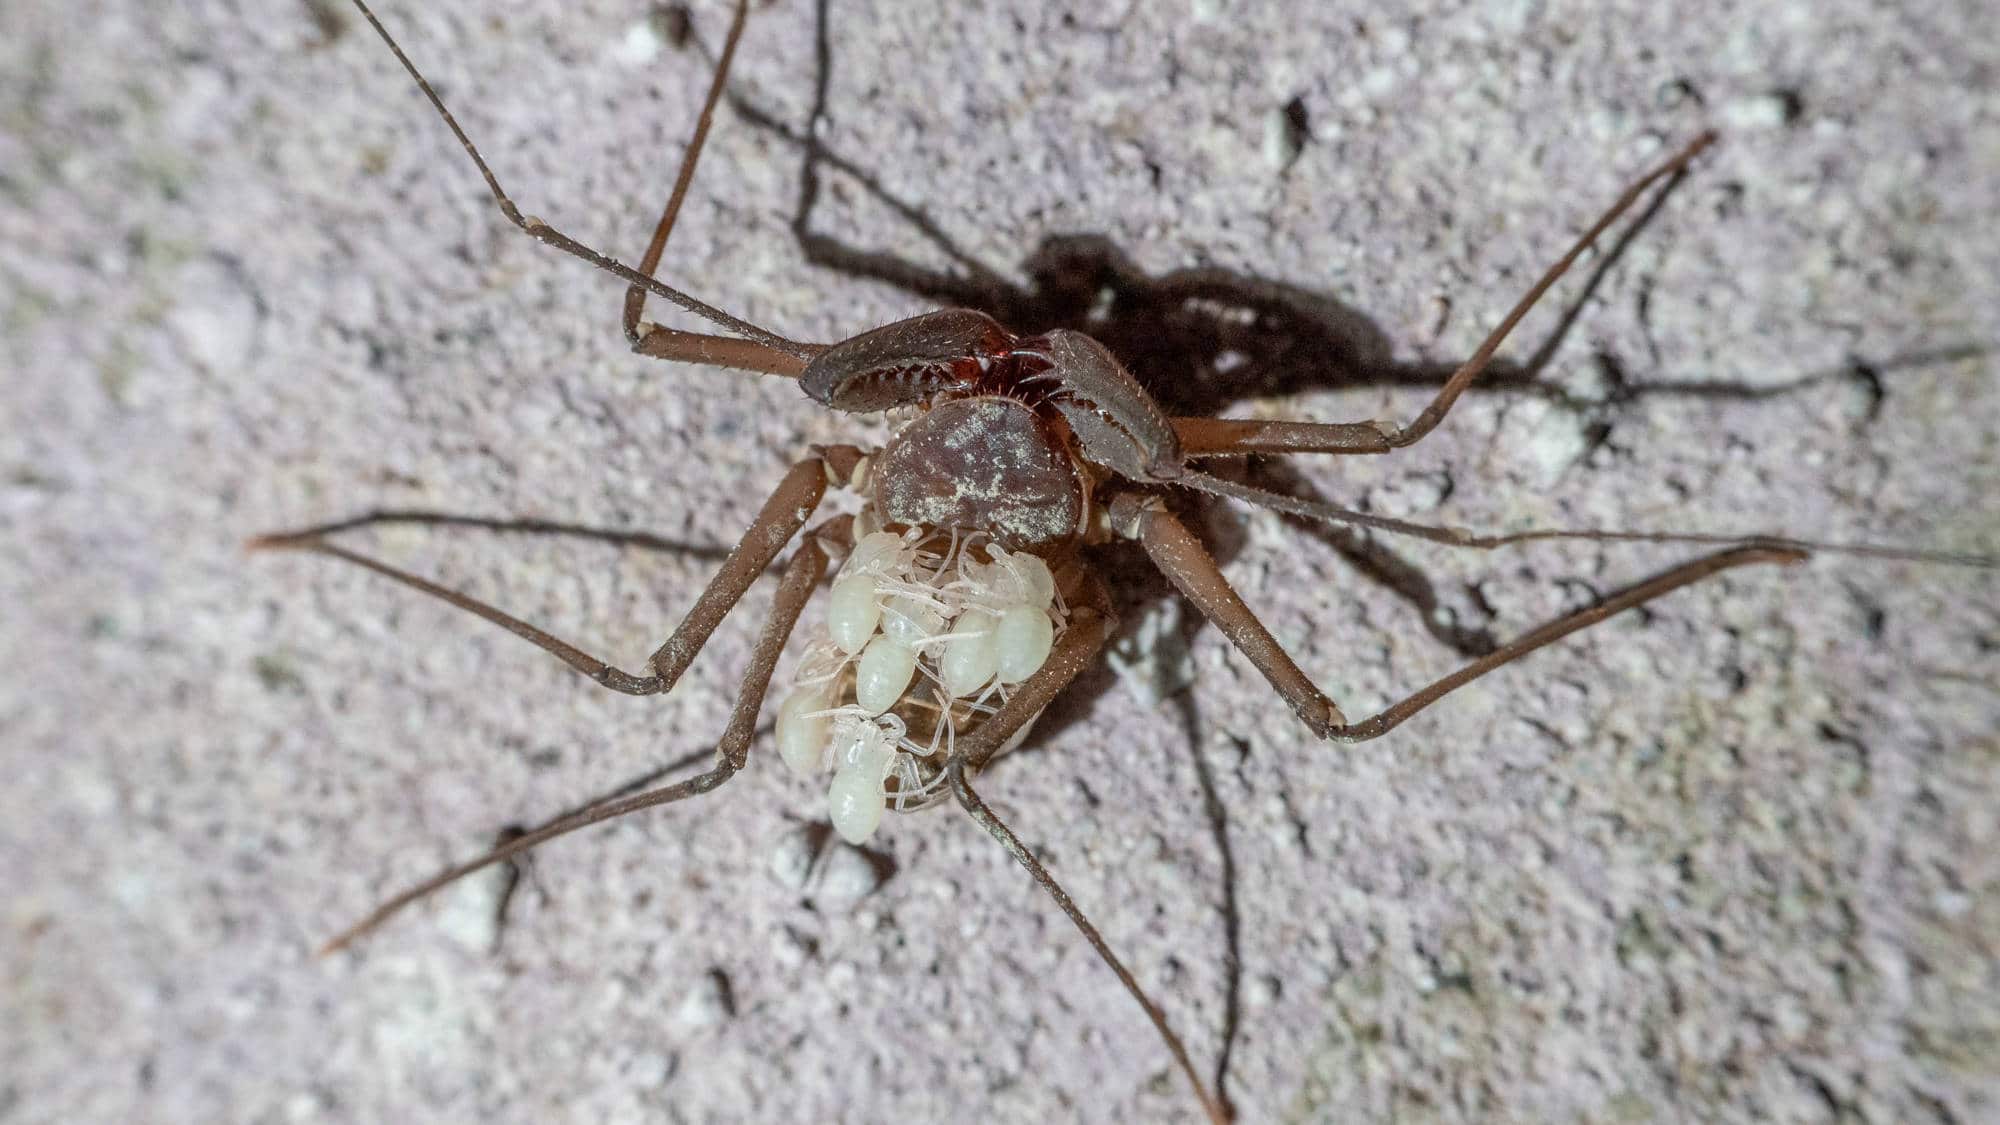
(6, 1, 1999, 1122)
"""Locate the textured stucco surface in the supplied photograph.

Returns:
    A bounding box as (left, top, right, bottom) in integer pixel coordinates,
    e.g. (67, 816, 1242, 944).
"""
(6, 1, 1999, 1122)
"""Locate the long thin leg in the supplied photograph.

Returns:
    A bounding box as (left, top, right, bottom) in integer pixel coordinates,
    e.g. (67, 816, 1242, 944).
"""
(621, 0, 747, 347)
(251, 508, 740, 563)
(346, 0, 814, 373)
(1173, 416, 1398, 457)
(249, 457, 827, 694)
(950, 770, 1232, 1125)
(630, 328, 814, 376)
(615, 0, 816, 377)
(1169, 133, 1719, 458)
(1175, 469, 1999, 569)
(1125, 498, 1805, 741)
(938, 596, 1232, 1124)
(319, 530, 831, 954)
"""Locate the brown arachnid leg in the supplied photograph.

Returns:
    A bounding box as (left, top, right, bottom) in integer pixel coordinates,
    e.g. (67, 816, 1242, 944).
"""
(941, 586, 1234, 1124)
(1170, 132, 1717, 459)
(250, 457, 827, 696)
(303, 521, 836, 953)
(1119, 495, 1806, 741)
(238, 510, 741, 564)
(617, 0, 819, 377)
(348, 0, 814, 378)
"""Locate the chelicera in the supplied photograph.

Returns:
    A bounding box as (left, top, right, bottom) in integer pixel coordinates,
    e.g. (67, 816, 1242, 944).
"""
(251, 2, 1996, 1121)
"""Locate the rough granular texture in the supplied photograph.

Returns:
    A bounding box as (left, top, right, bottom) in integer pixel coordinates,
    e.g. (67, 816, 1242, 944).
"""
(5, 1, 1996, 1122)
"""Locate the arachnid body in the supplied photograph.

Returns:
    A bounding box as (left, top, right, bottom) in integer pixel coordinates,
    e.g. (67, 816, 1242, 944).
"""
(245, 2, 2000, 1121)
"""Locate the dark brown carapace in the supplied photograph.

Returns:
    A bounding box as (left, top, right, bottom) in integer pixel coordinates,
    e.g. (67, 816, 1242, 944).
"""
(248, 3, 1997, 1122)
(801, 306, 1190, 552)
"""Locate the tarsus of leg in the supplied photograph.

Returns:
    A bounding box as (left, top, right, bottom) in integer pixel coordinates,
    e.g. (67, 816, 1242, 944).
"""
(614, 0, 815, 376)
(622, 0, 749, 345)
(315, 534, 829, 954)
(1383, 132, 1719, 451)
(240, 508, 739, 563)
(248, 458, 828, 695)
(949, 764, 1233, 1125)
(345, 0, 812, 362)
(1179, 469, 1999, 570)
(320, 765, 731, 955)
(1162, 135, 1719, 460)
(939, 602, 1234, 1123)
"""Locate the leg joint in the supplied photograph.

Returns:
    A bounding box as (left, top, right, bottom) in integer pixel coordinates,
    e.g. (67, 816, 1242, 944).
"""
(1105, 490, 1167, 541)
(595, 666, 662, 695)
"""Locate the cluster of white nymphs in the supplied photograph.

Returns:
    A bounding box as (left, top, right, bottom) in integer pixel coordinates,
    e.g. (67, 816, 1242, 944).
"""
(775, 526, 1068, 844)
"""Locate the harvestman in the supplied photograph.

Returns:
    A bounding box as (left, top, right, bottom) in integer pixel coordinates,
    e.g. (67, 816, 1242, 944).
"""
(251, 2, 1997, 1120)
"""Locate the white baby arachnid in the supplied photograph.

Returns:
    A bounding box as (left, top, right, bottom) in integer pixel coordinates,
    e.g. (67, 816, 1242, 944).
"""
(855, 635, 918, 714)
(827, 769, 885, 844)
(991, 548, 1056, 608)
(775, 679, 837, 774)
(939, 609, 1000, 697)
(879, 592, 945, 646)
(845, 529, 908, 576)
(994, 604, 1056, 684)
(826, 710, 902, 844)
(771, 524, 1072, 844)
(825, 574, 881, 655)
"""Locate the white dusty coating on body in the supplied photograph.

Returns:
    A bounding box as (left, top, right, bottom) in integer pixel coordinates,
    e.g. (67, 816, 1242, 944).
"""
(775, 524, 1069, 844)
